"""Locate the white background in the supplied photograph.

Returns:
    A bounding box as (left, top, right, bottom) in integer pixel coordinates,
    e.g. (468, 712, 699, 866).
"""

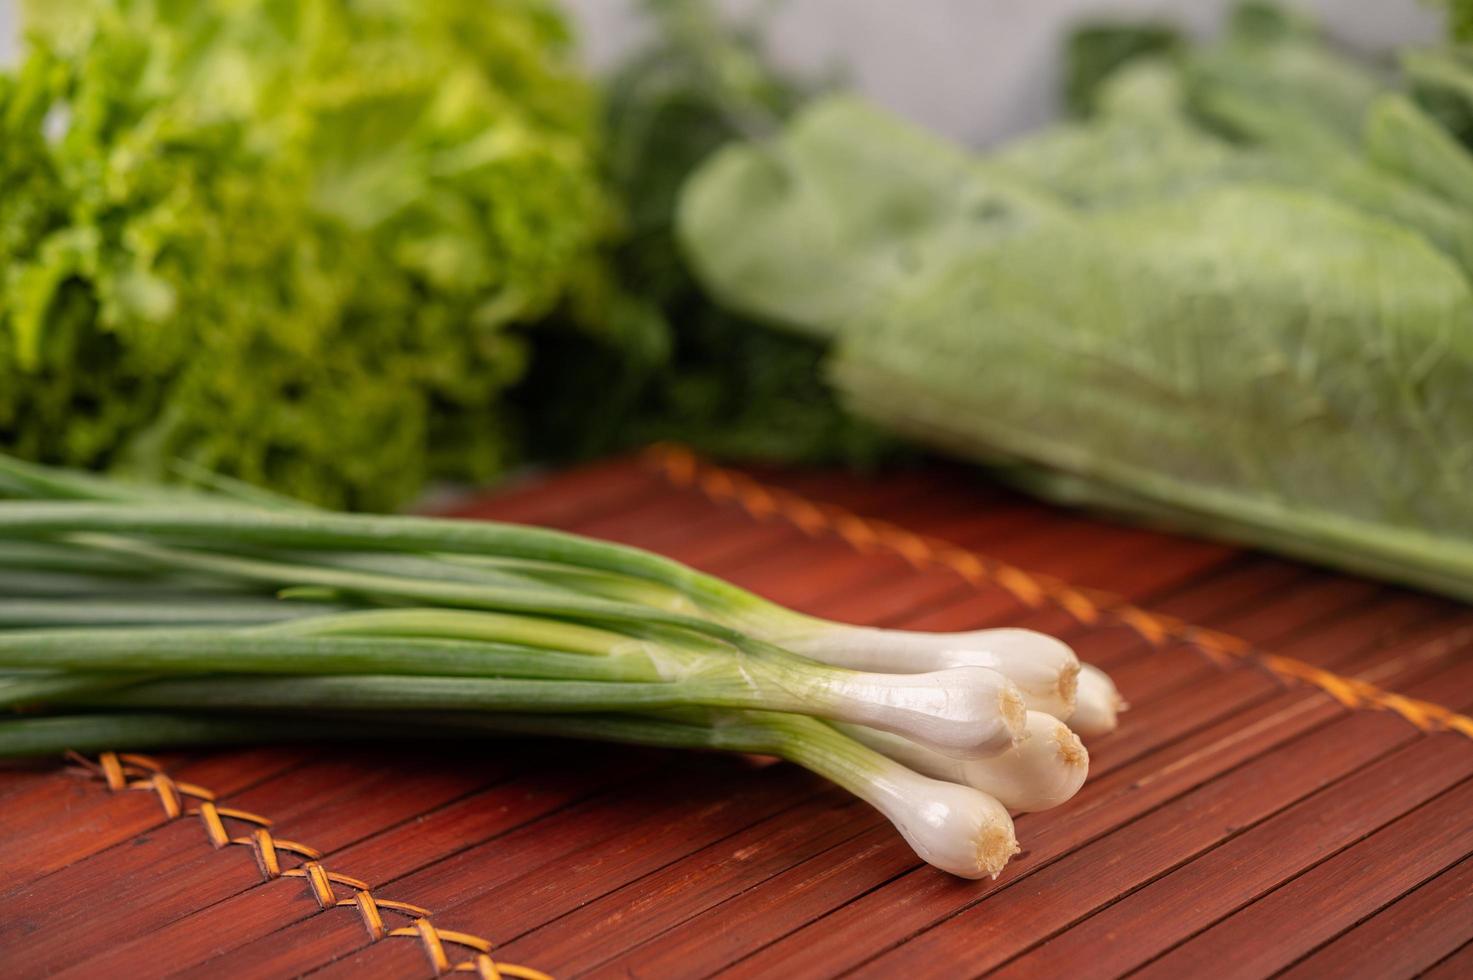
(564, 0, 1443, 144)
(0, 0, 1446, 145)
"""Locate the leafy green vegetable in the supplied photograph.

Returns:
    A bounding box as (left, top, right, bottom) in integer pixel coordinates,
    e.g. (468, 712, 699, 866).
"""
(522, 0, 893, 467)
(1367, 92, 1473, 209)
(682, 97, 1063, 340)
(1187, 0, 1387, 148)
(1404, 44, 1473, 147)
(0, 0, 616, 510)
(831, 186, 1473, 595)
(1432, 0, 1473, 44)
(678, 4, 1473, 599)
(993, 64, 1263, 207)
(1064, 21, 1183, 118)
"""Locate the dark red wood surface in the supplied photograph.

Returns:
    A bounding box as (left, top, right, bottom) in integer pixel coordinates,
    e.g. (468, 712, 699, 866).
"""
(3, 451, 1473, 978)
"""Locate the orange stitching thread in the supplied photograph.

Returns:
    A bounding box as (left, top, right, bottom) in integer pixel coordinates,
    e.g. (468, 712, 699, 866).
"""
(65, 751, 552, 980)
(348, 889, 390, 940)
(646, 444, 1473, 740)
(399, 918, 451, 973)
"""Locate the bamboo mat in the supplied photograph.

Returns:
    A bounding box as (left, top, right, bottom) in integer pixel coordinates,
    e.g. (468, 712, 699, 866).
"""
(4, 445, 1473, 978)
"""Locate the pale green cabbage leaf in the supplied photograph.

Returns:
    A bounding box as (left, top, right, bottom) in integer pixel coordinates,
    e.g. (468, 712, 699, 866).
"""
(679, 43, 1473, 598)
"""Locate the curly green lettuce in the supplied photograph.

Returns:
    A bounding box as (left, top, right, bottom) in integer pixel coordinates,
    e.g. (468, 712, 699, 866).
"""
(0, 0, 614, 510)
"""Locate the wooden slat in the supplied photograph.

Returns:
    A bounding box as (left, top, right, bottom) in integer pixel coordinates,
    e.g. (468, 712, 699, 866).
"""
(603, 611, 1472, 978)
(1133, 768, 1473, 979)
(281, 760, 819, 980)
(439, 457, 662, 526)
(1423, 939, 1473, 978)
(1277, 854, 1473, 978)
(0, 748, 312, 879)
(987, 723, 1473, 978)
(728, 620, 1473, 979)
(498, 793, 873, 973)
(4, 451, 1472, 979)
(59, 744, 646, 978)
(3, 747, 519, 975)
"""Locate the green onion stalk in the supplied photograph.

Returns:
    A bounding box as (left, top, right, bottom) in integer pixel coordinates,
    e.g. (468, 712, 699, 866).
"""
(0, 453, 1118, 878)
(0, 617, 1027, 758)
(0, 453, 1122, 731)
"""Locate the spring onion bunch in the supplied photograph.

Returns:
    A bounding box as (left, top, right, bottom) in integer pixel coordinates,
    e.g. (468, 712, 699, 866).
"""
(0, 454, 1121, 879)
